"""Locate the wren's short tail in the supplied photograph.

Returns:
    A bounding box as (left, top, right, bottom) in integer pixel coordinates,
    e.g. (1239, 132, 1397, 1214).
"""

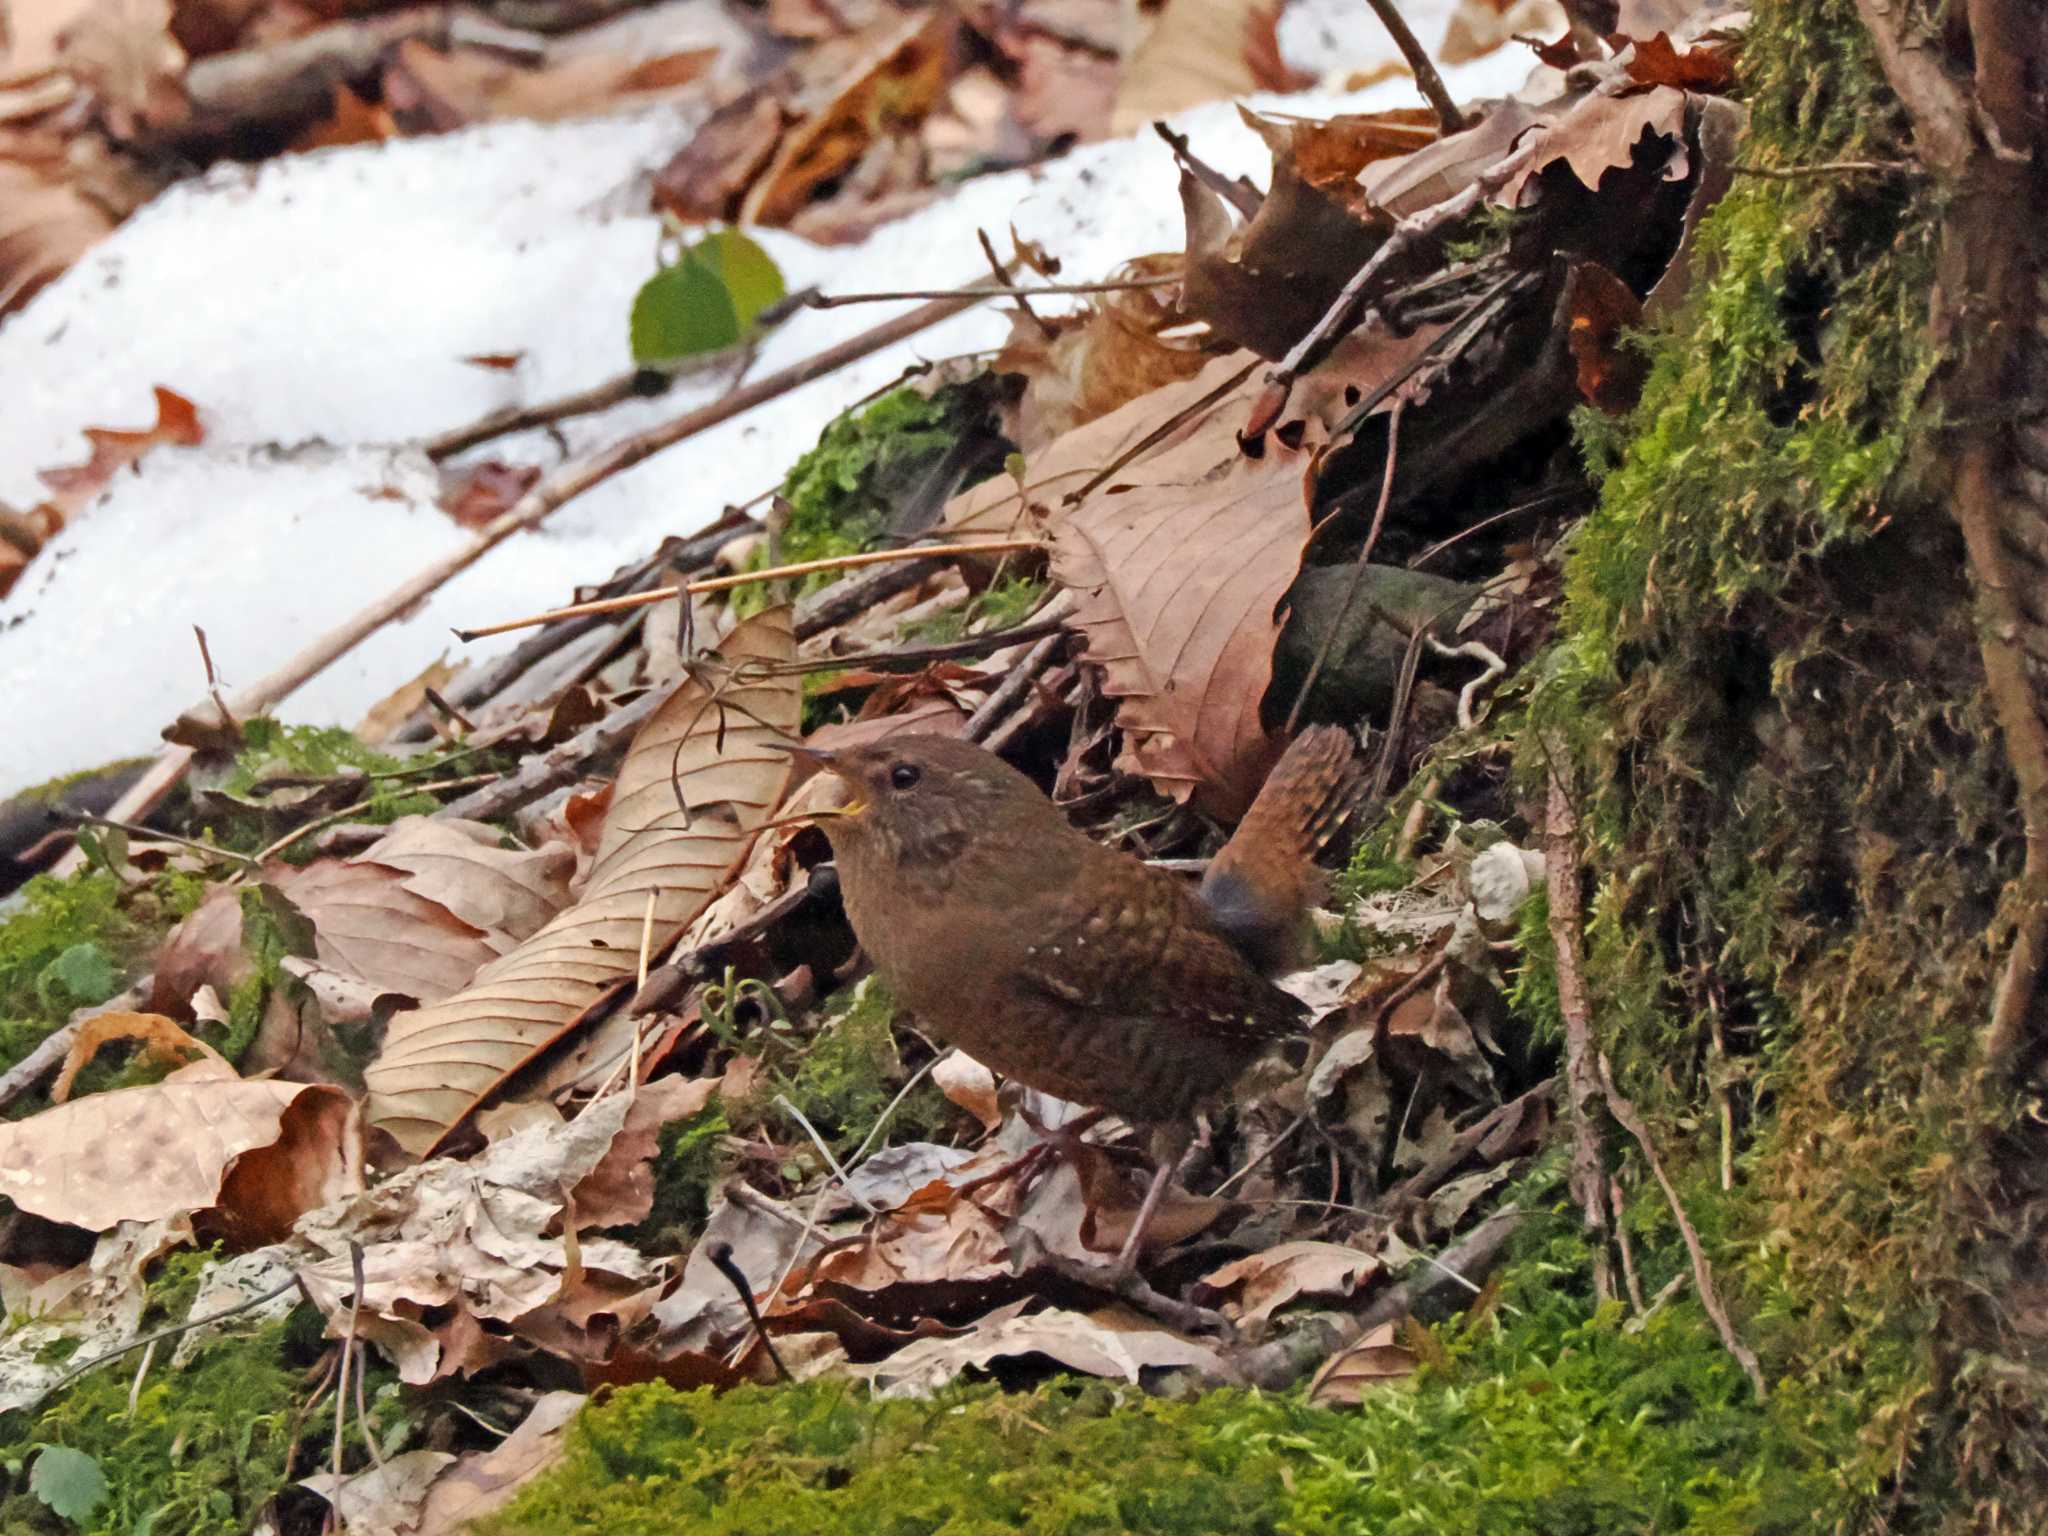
(1198, 725, 1366, 975)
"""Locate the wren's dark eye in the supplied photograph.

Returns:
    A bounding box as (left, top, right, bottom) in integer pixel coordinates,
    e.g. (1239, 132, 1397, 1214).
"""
(888, 762, 922, 792)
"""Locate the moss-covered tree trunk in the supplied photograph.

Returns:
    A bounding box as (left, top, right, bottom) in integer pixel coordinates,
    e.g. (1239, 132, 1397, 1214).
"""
(1535, 0, 2047, 1525)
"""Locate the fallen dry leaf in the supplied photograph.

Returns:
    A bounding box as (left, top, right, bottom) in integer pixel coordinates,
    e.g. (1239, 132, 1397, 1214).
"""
(0, 1060, 353, 1235)
(931, 1049, 1000, 1133)
(411, 1390, 585, 1536)
(1112, 0, 1273, 136)
(1564, 259, 1647, 413)
(1620, 29, 1735, 91)
(290, 82, 396, 151)
(382, 39, 716, 134)
(0, 141, 116, 323)
(364, 605, 799, 1155)
(50, 1009, 224, 1101)
(867, 1302, 1236, 1396)
(34, 384, 203, 523)
(1193, 1239, 1379, 1324)
(305, 1453, 458, 1536)
(1496, 83, 1689, 206)
(1440, 0, 1567, 63)
(739, 11, 950, 227)
(1048, 413, 1323, 816)
(651, 84, 789, 223)
(293, 1091, 661, 1381)
(437, 458, 540, 529)
(1307, 1319, 1418, 1404)
(58, 0, 186, 139)
(353, 816, 575, 948)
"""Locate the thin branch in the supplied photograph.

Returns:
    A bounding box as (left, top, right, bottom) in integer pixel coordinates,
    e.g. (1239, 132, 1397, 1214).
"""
(424, 368, 662, 462)
(1598, 1053, 1768, 1399)
(1729, 159, 1923, 178)
(803, 275, 1178, 310)
(1360, 0, 1464, 133)
(453, 539, 1041, 641)
(1543, 759, 1618, 1304)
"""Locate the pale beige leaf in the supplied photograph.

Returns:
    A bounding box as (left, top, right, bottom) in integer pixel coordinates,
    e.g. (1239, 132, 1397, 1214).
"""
(1495, 84, 1689, 206)
(0, 151, 114, 315)
(56, 0, 184, 137)
(1048, 415, 1321, 816)
(354, 816, 575, 947)
(413, 1391, 584, 1536)
(1111, 0, 1264, 137)
(931, 1048, 1000, 1133)
(0, 1074, 350, 1231)
(1307, 1320, 1418, 1404)
(1192, 1239, 1379, 1324)
(867, 1303, 1235, 1396)
(304, 1450, 457, 1536)
(282, 857, 500, 1002)
(363, 606, 799, 1155)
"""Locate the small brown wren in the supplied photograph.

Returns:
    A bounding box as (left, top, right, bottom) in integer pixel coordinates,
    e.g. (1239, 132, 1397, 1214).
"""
(788, 728, 1360, 1274)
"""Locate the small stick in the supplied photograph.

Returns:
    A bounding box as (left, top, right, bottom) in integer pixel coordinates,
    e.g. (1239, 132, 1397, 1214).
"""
(1360, 0, 1465, 132)
(1729, 159, 1922, 179)
(1599, 1053, 1768, 1399)
(706, 1241, 794, 1383)
(245, 773, 499, 866)
(775, 1093, 876, 1213)
(804, 275, 1178, 309)
(347, 1242, 384, 1470)
(45, 1275, 300, 1396)
(981, 228, 1055, 340)
(1544, 762, 1617, 1305)
(425, 368, 661, 462)
(454, 540, 1041, 641)
(1610, 1174, 1647, 1314)
(73, 814, 260, 867)
(964, 627, 1068, 743)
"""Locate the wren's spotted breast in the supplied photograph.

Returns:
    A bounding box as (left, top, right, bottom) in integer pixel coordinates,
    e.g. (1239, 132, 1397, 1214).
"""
(791, 730, 1360, 1228)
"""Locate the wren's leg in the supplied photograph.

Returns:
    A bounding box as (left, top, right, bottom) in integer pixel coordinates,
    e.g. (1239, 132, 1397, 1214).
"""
(1107, 1120, 1197, 1280)
(1109, 1158, 1178, 1278)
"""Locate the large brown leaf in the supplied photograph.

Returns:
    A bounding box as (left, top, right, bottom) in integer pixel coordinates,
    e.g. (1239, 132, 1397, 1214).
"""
(0, 1059, 352, 1235)
(1047, 417, 1323, 816)
(363, 607, 798, 1155)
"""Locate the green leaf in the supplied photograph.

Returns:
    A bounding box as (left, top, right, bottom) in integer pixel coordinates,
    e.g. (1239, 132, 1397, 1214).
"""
(39, 942, 120, 1008)
(630, 252, 741, 368)
(695, 228, 785, 327)
(30, 1446, 109, 1525)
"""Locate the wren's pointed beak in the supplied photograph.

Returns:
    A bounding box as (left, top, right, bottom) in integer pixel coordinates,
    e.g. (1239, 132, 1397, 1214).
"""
(763, 743, 864, 827)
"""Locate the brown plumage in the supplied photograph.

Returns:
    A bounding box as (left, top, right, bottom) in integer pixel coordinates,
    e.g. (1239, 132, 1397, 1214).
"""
(790, 729, 1360, 1272)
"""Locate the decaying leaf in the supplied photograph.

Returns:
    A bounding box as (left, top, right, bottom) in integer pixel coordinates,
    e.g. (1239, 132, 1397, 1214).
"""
(1495, 83, 1689, 205)
(739, 11, 950, 227)
(410, 1391, 585, 1536)
(293, 1089, 673, 1381)
(1306, 1319, 1418, 1405)
(1564, 259, 1647, 414)
(867, 1302, 1236, 1396)
(353, 816, 575, 947)
(0, 1059, 353, 1236)
(49, 1009, 223, 1101)
(363, 605, 799, 1155)
(304, 1452, 456, 1536)
(1111, 0, 1279, 137)
(33, 384, 203, 524)
(931, 1048, 1000, 1133)
(1193, 1239, 1379, 1324)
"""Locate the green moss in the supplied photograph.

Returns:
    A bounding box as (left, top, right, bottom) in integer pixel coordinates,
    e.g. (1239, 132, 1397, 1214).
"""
(622, 1104, 730, 1254)
(776, 977, 949, 1154)
(736, 383, 1009, 618)
(0, 1258, 313, 1536)
(900, 575, 1050, 647)
(485, 1211, 1823, 1536)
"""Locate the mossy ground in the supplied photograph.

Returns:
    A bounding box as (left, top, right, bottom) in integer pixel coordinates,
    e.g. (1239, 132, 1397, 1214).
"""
(486, 1206, 1820, 1536)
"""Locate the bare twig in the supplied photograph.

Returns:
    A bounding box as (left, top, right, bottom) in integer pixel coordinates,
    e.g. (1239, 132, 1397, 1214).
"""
(1360, 0, 1464, 132)
(707, 1241, 794, 1383)
(1609, 1175, 1646, 1314)
(1543, 760, 1617, 1304)
(454, 539, 1041, 640)
(1730, 159, 1923, 178)
(804, 275, 1178, 309)
(963, 622, 1070, 742)
(1598, 1054, 1767, 1399)
(47, 1273, 301, 1396)
(1423, 634, 1506, 728)
(424, 368, 664, 461)
(61, 285, 996, 872)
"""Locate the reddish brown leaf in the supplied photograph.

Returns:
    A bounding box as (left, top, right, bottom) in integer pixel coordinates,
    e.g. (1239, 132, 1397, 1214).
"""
(651, 86, 789, 223)
(1618, 29, 1735, 91)
(1048, 415, 1323, 815)
(290, 82, 396, 151)
(1243, 0, 1315, 91)
(438, 459, 540, 529)
(1564, 260, 1647, 414)
(35, 385, 203, 515)
(462, 351, 524, 371)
